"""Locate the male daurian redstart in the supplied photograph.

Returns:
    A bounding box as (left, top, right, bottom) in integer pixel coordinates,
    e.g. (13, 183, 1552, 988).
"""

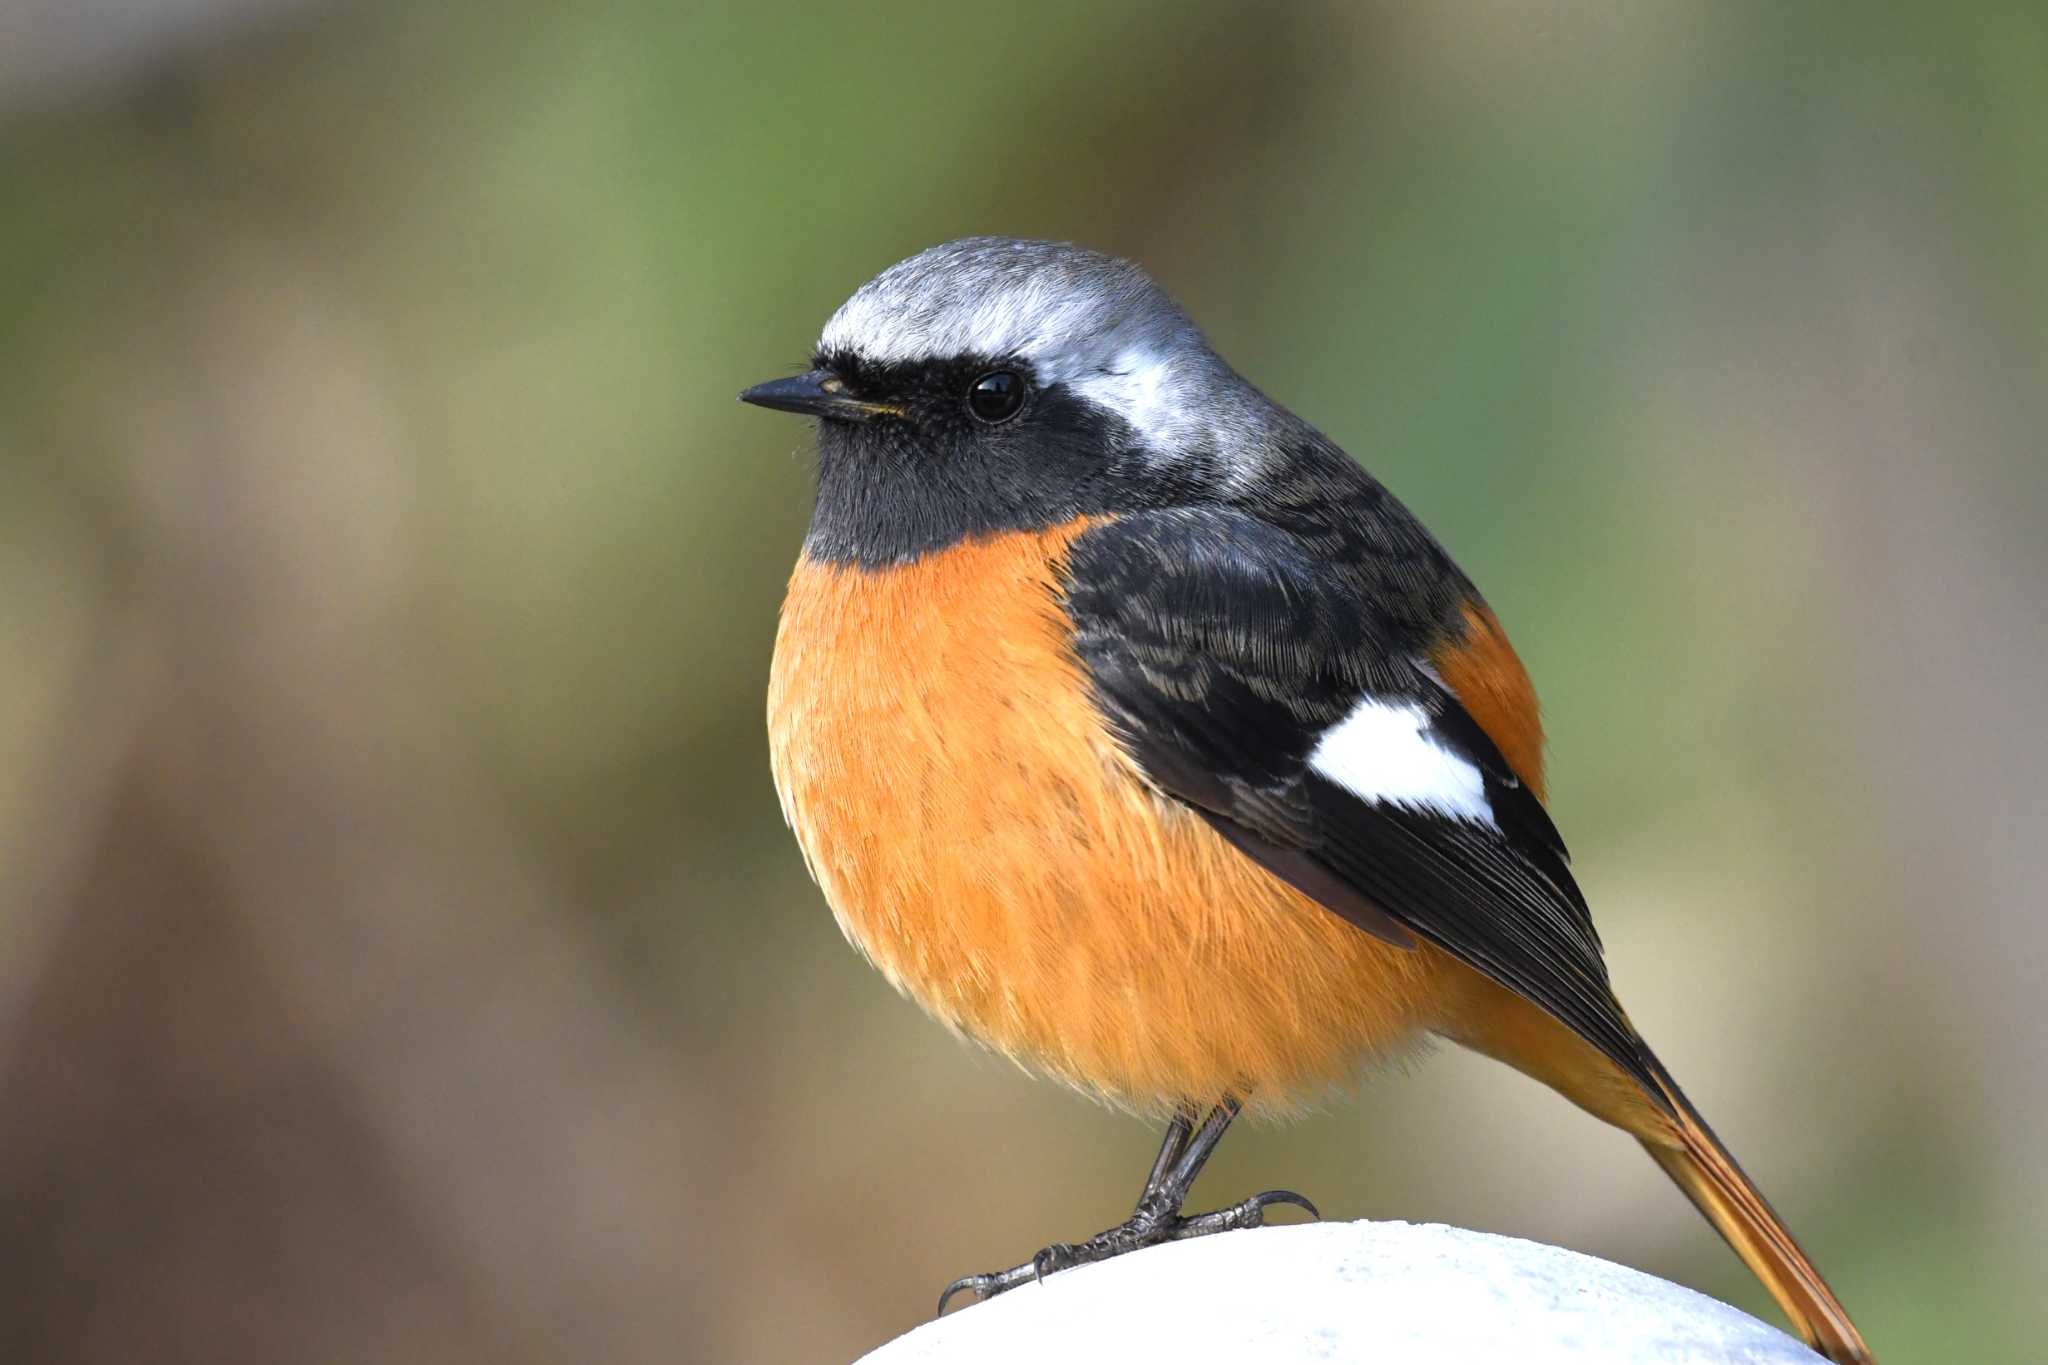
(742, 237, 1874, 1363)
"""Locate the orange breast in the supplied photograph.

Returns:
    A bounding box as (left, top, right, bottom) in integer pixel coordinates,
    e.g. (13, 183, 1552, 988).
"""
(767, 521, 1449, 1116)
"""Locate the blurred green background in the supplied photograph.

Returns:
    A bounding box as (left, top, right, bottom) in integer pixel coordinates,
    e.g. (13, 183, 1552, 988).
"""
(2, 2, 2043, 1361)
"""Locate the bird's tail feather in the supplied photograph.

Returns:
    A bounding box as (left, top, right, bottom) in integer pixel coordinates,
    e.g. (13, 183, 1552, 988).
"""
(1633, 1049, 1874, 1365)
(1446, 976, 1875, 1364)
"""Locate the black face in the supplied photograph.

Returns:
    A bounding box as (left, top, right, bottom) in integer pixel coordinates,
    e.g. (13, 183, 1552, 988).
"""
(798, 347, 1203, 568)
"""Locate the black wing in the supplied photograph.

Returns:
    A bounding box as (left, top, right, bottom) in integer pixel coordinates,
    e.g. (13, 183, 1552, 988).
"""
(1060, 506, 1651, 1094)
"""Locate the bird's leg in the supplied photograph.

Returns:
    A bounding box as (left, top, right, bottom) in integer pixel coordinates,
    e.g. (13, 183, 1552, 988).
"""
(936, 1096, 1318, 1313)
(1138, 1106, 1196, 1203)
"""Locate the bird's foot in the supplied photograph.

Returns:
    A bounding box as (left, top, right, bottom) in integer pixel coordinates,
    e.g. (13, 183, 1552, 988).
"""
(935, 1187, 1317, 1315)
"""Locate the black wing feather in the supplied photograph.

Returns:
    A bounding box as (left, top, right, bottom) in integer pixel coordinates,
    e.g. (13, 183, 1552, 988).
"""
(1061, 505, 1654, 1095)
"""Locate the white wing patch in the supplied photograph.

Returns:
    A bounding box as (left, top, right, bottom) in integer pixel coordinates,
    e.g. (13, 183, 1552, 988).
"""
(1308, 698, 1496, 826)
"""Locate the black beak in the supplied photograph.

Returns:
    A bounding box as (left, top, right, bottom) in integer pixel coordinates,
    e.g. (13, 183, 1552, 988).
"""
(738, 369, 903, 422)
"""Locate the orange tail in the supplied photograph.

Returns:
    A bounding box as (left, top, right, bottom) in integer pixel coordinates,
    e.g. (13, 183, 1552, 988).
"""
(1632, 1052, 1873, 1364)
(1447, 979, 1875, 1363)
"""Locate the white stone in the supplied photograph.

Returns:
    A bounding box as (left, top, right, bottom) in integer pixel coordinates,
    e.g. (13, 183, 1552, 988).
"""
(864, 1220, 1822, 1364)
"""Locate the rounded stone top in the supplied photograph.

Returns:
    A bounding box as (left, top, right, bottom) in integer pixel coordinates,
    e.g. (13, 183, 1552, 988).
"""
(863, 1220, 1822, 1364)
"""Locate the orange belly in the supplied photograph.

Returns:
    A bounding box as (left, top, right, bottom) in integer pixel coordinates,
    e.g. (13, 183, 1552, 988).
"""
(766, 520, 1450, 1116)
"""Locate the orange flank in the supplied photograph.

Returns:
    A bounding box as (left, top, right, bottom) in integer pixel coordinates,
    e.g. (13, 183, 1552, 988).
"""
(767, 520, 1451, 1117)
(1431, 600, 1547, 798)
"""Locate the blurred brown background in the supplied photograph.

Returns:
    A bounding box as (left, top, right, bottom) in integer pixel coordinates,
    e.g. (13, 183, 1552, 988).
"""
(1, 2, 2042, 1361)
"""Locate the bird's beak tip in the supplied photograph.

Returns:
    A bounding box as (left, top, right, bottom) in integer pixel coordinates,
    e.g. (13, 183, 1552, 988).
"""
(739, 369, 899, 422)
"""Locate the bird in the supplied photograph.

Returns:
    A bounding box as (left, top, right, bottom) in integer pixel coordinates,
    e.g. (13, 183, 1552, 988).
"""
(741, 236, 1874, 1364)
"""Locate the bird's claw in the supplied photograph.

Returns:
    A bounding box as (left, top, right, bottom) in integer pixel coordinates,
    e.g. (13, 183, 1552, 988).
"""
(935, 1258, 1035, 1316)
(934, 1189, 1319, 1315)
(1172, 1188, 1319, 1238)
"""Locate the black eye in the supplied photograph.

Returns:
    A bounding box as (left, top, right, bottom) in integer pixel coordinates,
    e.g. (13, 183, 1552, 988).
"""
(966, 370, 1026, 424)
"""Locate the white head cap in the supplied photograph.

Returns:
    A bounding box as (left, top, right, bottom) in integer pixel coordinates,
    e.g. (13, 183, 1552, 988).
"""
(818, 237, 1277, 466)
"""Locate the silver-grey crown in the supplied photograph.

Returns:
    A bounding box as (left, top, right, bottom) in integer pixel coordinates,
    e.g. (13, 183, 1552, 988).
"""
(818, 237, 1277, 465)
